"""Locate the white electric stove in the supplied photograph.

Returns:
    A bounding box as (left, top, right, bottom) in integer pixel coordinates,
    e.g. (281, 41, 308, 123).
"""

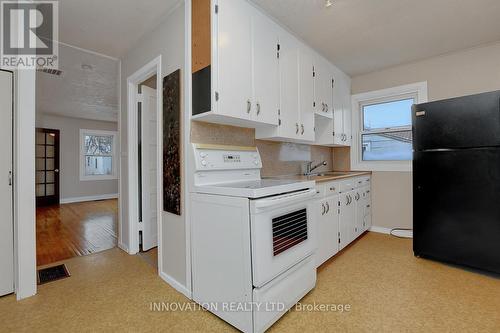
(190, 144, 317, 333)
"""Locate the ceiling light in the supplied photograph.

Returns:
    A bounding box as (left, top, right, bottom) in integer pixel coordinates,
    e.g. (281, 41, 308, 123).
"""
(325, 0, 333, 8)
(81, 63, 94, 71)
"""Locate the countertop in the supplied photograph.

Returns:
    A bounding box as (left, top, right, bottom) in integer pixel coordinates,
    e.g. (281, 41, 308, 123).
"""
(265, 171, 372, 184)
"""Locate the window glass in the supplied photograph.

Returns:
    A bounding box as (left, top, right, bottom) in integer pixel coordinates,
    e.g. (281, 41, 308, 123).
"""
(363, 98, 413, 130)
(362, 130, 413, 161)
(83, 134, 114, 176)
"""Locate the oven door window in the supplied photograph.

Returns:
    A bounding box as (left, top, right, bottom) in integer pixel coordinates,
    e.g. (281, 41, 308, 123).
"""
(272, 208, 308, 256)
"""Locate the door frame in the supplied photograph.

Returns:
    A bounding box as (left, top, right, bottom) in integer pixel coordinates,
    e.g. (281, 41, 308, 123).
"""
(125, 56, 162, 266)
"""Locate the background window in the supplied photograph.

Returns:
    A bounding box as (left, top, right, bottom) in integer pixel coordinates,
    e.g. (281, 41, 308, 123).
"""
(80, 130, 117, 180)
(361, 98, 414, 161)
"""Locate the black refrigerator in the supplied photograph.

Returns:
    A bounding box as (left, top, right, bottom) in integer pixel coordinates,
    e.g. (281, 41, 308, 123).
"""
(413, 90, 500, 274)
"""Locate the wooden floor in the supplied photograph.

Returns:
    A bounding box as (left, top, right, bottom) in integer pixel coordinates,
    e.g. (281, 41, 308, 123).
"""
(36, 199, 118, 266)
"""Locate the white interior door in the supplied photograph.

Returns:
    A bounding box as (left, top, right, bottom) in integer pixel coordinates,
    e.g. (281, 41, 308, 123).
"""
(140, 86, 158, 251)
(0, 70, 14, 296)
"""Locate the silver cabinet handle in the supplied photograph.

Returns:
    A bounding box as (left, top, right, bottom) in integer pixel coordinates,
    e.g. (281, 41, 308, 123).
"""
(325, 202, 330, 214)
(8, 171, 12, 186)
(256, 102, 261, 115)
(296, 123, 299, 134)
(321, 203, 326, 215)
(301, 124, 305, 135)
(247, 100, 251, 114)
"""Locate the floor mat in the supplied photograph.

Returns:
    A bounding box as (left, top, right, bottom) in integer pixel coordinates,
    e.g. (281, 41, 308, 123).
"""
(37, 264, 71, 285)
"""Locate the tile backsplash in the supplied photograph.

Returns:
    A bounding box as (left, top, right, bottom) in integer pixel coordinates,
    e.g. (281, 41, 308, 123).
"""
(191, 121, 346, 177)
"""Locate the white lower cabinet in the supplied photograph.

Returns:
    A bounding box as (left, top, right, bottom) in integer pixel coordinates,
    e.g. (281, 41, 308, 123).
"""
(315, 176, 371, 268)
(339, 190, 355, 249)
(315, 195, 339, 267)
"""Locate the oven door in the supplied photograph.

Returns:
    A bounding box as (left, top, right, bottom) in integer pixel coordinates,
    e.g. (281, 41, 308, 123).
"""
(250, 189, 317, 288)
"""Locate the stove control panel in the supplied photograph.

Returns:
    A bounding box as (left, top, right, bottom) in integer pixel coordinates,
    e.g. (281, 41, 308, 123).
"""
(193, 144, 262, 171)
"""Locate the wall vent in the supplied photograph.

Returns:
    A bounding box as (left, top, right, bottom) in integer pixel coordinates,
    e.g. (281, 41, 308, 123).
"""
(36, 68, 63, 77)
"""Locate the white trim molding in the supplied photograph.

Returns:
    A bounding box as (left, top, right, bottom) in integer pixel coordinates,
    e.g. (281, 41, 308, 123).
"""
(60, 193, 118, 204)
(126, 56, 162, 258)
(79, 129, 119, 181)
(160, 272, 192, 299)
(351, 81, 428, 172)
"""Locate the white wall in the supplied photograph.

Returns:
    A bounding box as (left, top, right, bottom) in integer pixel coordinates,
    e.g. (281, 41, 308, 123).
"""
(36, 114, 119, 202)
(351, 41, 500, 230)
(120, 3, 187, 290)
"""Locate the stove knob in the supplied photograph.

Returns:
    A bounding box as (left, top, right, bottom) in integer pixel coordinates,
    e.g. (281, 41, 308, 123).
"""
(200, 152, 207, 158)
(254, 160, 259, 165)
(201, 160, 208, 167)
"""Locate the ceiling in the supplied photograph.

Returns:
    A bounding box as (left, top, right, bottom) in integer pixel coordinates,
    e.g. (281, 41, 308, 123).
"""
(36, 44, 119, 122)
(251, 0, 500, 76)
(58, 0, 181, 58)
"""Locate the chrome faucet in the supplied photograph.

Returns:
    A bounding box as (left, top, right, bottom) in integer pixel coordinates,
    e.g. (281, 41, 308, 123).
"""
(304, 160, 327, 175)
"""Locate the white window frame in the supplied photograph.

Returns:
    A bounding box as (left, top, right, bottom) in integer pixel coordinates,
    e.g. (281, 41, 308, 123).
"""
(79, 129, 118, 181)
(351, 82, 428, 172)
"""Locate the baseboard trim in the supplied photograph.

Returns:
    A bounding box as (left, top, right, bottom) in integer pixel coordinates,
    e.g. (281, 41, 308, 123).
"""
(117, 242, 129, 254)
(159, 272, 192, 299)
(60, 193, 118, 204)
(369, 226, 413, 238)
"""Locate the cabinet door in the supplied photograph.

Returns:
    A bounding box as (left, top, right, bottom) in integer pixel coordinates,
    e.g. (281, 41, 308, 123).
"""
(326, 196, 340, 258)
(363, 186, 372, 231)
(315, 196, 339, 267)
(354, 189, 364, 238)
(332, 73, 344, 145)
(298, 45, 315, 141)
(251, 9, 279, 125)
(217, 0, 252, 119)
(339, 191, 355, 250)
(278, 31, 300, 139)
(317, 60, 333, 117)
(341, 77, 352, 146)
(315, 199, 329, 266)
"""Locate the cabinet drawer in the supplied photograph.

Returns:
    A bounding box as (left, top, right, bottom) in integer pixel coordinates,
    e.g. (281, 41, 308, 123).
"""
(338, 179, 355, 193)
(315, 184, 326, 197)
(253, 256, 316, 333)
(325, 181, 339, 195)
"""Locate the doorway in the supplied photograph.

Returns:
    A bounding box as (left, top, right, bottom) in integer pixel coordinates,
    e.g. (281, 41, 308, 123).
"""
(34, 44, 120, 267)
(35, 128, 60, 206)
(126, 56, 162, 269)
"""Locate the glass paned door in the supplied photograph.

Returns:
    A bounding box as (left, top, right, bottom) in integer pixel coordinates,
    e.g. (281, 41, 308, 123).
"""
(36, 128, 60, 206)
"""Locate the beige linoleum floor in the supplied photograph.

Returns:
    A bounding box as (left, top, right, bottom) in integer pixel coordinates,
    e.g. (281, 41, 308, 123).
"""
(1, 232, 499, 332)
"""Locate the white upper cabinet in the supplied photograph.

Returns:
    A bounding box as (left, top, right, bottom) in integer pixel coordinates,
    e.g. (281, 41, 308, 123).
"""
(298, 44, 315, 142)
(251, 8, 280, 126)
(315, 65, 352, 146)
(256, 32, 315, 143)
(216, 0, 253, 122)
(192, 0, 351, 143)
(314, 57, 334, 118)
(193, 0, 279, 128)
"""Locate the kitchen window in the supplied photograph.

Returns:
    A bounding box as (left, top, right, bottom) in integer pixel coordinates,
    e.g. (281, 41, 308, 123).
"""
(351, 82, 428, 171)
(80, 129, 118, 181)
